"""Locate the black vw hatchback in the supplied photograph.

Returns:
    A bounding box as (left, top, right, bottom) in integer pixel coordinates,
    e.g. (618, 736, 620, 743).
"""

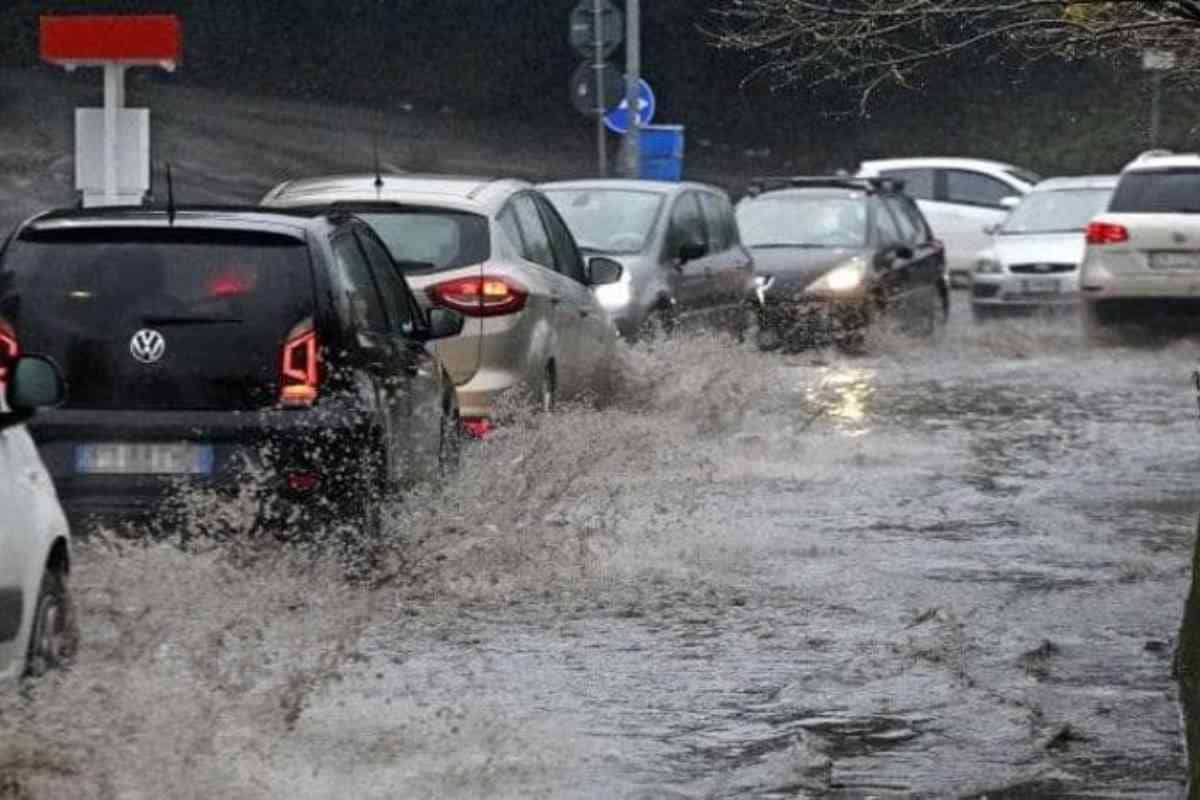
(0, 207, 464, 535)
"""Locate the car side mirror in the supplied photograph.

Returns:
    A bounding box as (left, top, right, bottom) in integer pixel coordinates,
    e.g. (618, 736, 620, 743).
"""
(587, 256, 624, 286)
(678, 240, 707, 264)
(3, 355, 66, 423)
(893, 245, 914, 261)
(422, 308, 465, 341)
(1000, 196, 1021, 210)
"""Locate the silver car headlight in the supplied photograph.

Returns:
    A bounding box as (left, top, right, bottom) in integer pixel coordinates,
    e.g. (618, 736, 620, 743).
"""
(974, 257, 1004, 275)
(805, 256, 868, 294)
(593, 279, 632, 310)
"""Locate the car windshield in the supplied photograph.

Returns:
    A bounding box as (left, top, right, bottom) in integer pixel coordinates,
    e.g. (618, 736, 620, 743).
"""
(1109, 169, 1200, 213)
(736, 194, 868, 248)
(357, 211, 490, 271)
(541, 189, 664, 253)
(1005, 167, 1042, 186)
(1000, 188, 1112, 234)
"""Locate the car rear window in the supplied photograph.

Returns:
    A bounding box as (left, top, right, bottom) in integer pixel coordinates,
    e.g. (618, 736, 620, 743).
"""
(1109, 169, 1200, 213)
(0, 228, 315, 411)
(356, 211, 490, 272)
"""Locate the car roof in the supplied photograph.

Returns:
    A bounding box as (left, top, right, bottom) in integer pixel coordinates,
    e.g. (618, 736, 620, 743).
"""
(1031, 175, 1119, 192)
(1122, 151, 1200, 172)
(262, 173, 528, 213)
(740, 186, 872, 203)
(860, 157, 1023, 173)
(21, 206, 333, 241)
(538, 178, 720, 196)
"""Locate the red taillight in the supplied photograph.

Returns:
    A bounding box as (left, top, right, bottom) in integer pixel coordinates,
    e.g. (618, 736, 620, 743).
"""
(0, 319, 18, 383)
(286, 471, 319, 493)
(427, 275, 528, 318)
(1086, 221, 1128, 245)
(461, 417, 493, 439)
(280, 318, 319, 408)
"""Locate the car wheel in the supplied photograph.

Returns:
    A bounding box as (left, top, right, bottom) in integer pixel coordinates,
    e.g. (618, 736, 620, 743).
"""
(24, 569, 76, 678)
(539, 364, 557, 413)
(438, 388, 462, 477)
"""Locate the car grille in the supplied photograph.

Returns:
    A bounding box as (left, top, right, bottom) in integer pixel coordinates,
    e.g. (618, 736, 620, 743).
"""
(972, 283, 1001, 299)
(1009, 263, 1075, 275)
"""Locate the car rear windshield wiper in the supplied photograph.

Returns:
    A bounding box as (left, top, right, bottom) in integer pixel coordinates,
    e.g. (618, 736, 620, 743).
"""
(392, 259, 438, 273)
(750, 242, 829, 249)
(142, 315, 244, 325)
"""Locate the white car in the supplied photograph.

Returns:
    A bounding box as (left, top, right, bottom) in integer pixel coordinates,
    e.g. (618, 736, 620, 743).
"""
(971, 175, 1117, 320)
(0, 355, 75, 683)
(857, 157, 1039, 287)
(1081, 151, 1200, 338)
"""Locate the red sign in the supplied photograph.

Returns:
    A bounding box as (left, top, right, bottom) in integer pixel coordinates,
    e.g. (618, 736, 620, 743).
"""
(40, 15, 181, 64)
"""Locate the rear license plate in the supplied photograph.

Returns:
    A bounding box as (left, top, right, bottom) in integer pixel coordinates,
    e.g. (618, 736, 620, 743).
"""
(76, 443, 214, 475)
(1151, 251, 1200, 271)
(1021, 278, 1061, 295)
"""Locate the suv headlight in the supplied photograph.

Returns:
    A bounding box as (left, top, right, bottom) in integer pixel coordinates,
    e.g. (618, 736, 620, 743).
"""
(974, 257, 1004, 275)
(805, 256, 868, 294)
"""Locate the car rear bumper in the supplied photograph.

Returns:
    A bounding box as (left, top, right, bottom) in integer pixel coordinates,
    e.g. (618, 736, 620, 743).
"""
(30, 400, 380, 535)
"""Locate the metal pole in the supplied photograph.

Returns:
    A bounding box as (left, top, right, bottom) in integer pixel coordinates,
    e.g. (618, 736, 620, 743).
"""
(1150, 70, 1163, 147)
(622, 0, 641, 179)
(593, 0, 607, 176)
(103, 64, 124, 206)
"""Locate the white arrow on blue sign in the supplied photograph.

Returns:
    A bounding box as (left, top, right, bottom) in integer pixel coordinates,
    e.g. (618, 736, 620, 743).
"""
(603, 78, 656, 134)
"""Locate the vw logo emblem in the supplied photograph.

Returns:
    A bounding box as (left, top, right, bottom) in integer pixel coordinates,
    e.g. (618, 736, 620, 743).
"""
(130, 329, 166, 364)
(1174, 232, 1188, 245)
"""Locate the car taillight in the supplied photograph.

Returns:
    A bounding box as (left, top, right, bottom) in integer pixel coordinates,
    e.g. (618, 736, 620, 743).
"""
(0, 319, 18, 383)
(1086, 221, 1128, 245)
(461, 417, 493, 439)
(280, 317, 319, 408)
(427, 275, 527, 318)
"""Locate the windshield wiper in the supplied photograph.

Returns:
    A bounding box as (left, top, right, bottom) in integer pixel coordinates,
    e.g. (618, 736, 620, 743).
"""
(750, 242, 829, 249)
(392, 259, 438, 272)
(142, 315, 244, 325)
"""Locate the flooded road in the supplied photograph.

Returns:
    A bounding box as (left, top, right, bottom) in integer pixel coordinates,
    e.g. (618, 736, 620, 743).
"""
(4, 302, 1196, 798)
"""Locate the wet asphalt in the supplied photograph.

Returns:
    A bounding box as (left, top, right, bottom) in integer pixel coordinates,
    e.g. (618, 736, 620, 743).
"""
(261, 299, 1198, 799)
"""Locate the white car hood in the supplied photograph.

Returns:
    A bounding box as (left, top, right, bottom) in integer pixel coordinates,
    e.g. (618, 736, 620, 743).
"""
(992, 232, 1085, 267)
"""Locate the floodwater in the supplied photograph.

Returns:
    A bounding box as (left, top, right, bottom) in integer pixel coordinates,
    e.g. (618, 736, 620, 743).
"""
(3, 302, 1196, 799)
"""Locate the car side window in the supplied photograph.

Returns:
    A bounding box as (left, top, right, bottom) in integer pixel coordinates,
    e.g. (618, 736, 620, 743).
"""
(332, 235, 388, 333)
(874, 199, 903, 243)
(883, 197, 919, 243)
(898, 197, 933, 242)
(880, 168, 935, 201)
(667, 192, 706, 254)
(699, 193, 731, 251)
(355, 229, 415, 332)
(944, 170, 1015, 208)
(534, 195, 588, 284)
(497, 204, 525, 256)
(721, 195, 741, 246)
(512, 194, 556, 270)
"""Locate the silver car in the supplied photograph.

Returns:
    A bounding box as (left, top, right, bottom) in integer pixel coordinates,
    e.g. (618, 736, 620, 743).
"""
(262, 175, 623, 433)
(539, 179, 755, 338)
(971, 175, 1117, 320)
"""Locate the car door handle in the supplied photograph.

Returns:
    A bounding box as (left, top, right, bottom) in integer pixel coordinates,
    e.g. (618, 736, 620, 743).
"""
(550, 294, 562, 306)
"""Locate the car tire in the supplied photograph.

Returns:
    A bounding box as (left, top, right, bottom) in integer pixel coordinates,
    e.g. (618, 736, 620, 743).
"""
(438, 388, 462, 477)
(539, 364, 557, 413)
(24, 569, 76, 678)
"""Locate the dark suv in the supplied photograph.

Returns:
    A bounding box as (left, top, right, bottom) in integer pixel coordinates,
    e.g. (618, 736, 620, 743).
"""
(737, 177, 949, 351)
(0, 207, 464, 534)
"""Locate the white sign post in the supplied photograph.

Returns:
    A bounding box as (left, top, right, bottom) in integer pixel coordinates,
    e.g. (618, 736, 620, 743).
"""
(1143, 49, 1176, 147)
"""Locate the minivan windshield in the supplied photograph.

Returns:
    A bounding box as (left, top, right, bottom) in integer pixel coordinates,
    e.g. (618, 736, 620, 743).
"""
(736, 194, 868, 248)
(1000, 188, 1112, 234)
(542, 189, 664, 253)
(357, 211, 490, 271)
(1109, 169, 1200, 213)
(0, 229, 314, 410)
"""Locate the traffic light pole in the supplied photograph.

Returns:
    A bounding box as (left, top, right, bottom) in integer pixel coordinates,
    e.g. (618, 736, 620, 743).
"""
(621, 0, 640, 178)
(593, 0, 607, 177)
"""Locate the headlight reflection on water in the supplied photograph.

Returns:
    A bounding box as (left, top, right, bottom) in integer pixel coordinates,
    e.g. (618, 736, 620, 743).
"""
(804, 368, 877, 435)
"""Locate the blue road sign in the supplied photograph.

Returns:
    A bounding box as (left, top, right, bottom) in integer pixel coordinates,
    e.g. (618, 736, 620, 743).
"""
(603, 78, 656, 134)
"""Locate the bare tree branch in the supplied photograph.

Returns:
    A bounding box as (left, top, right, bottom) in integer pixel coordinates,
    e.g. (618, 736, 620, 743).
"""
(712, 1, 1200, 109)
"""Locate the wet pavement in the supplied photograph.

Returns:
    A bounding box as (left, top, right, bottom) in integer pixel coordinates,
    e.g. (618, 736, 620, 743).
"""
(264, 304, 1196, 798)
(5, 301, 1196, 799)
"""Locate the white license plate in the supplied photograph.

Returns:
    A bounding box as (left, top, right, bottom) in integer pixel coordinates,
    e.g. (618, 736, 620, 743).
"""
(1151, 251, 1200, 271)
(76, 443, 214, 475)
(1021, 278, 1061, 294)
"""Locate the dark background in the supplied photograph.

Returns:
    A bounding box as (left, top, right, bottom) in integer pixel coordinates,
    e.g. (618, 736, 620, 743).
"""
(0, 1, 1191, 176)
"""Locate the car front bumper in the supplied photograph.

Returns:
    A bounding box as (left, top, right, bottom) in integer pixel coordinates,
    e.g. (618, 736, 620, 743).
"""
(971, 273, 1080, 308)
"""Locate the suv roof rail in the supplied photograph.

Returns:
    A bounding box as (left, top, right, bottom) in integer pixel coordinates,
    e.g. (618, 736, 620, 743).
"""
(746, 175, 905, 197)
(1135, 149, 1175, 161)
